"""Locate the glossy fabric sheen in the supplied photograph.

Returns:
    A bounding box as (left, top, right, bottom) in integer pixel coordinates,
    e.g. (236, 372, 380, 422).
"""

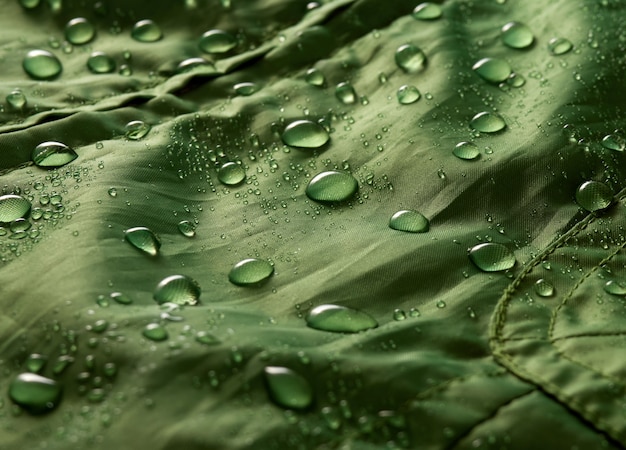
(1, 0, 625, 449)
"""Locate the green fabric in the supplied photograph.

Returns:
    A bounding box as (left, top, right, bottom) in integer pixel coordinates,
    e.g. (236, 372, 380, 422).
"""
(1, 0, 626, 448)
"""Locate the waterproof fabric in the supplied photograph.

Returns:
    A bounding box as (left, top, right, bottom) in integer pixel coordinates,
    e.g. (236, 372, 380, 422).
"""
(1, 0, 626, 449)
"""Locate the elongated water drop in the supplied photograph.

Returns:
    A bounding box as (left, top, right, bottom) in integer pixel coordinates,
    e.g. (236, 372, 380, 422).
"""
(65, 17, 95, 45)
(397, 85, 421, 104)
(125, 120, 151, 140)
(601, 134, 625, 151)
(281, 120, 329, 149)
(23, 50, 62, 80)
(154, 275, 201, 305)
(199, 29, 237, 54)
(229, 258, 274, 286)
(501, 22, 534, 49)
(264, 366, 313, 410)
(604, 280, 626, 296)
(534, 279, 554, 297)
(548, 37, 572, 55)
(395, 44, 426, 73)
(305, 68, 325, 86)
(132, 20, 162, 42)
(124, 227, 161, 256)
(472, 58, 511, 83)
(468, 243, 515, 272)
(306, 304, 378, 333)
(575, 181, 612, 212)
(389, 210, 429, 233)
(453, 141, 480, 160)
(470, 112, 506, 133)
(87, 51, 116, 73)
(218, 162, 246, 185)
(110, 292, 133, 305)
(233, 82, 258, 96)
(32, 141, 77, 168)
(412, 2, 442, 20)
(335, 82, 357, 104)
(142, 323, 168, 341)
(9, 373, 62, 414)
(306, 171, 358, 202)
(0, 195, 31, 223)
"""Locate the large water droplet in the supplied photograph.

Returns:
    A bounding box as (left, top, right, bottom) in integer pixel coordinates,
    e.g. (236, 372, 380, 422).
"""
(575, 181, 613, 212)
(228, 258, 274, 286)
(131, 20, 162, 42)
(548, 37, 573, 55)
(395, 44, 426, 73)
(0, 195, 31, 224)
(264, 366, 313, 410)
(534, 279, 554, 297)
(124, 227, 161, 256)
(125, 120, 151, 140)
(9, 373, 62, 414)
(601, 134, 625, 152)
(306, 170, 358, 202)
(305, 68, 325, 86)
(218, 162, 246, 185)
(472, 58, 511, 83)
(87, 52, 116, 74)
(397, 85, 421, 104)
(65, 17, 95, 45)
(453, 141, 480, 160)
(335, 82, 357, 104)
(500, 22, 534, 49)
(6, 89, 27, 110)
(23, 50, 62, 80)
(281, 120, 329, 149)
(32, 141, 77, 168)
(154, 275, 201, 305)
(142, 323, 168, 341)
(470, 112, 506, 133)
(468, 243, 515, 272)
(389, 210, 429, 233)
(305, 304, 378, 333)
(412, 2, 442, 20)
(199, 29, 237, 54)
(604, 280, 626, 296)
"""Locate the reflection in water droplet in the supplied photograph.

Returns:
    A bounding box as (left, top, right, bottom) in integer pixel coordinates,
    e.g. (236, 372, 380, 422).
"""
(124, 227, 161, 256)
(472, 58, 511, 83)
(335, 81, 357, 104)
(65, 17, 95, 45)
(199, 29, 237, 54)
(453, 141, 480, 160)
(534, 279, 554, 297)
(470, 112, 506, 133)
(305, 304, 378, 333)
(6, 90, 27, 110)
(501, 22, 534, 49)
(306, 171, 358, 202)
(601, 134, 625, 152)
(604, 280, 626, 296)
(469, 243, 516, 272)
(142, 323, 168, 341)
(23, 50, 62, 80)
(281, 120, 329, 149)
(154, 275, 201, 305)
(395, 44, 426, 73)
(229, 258, 274, 286)
(0, 195, 31, 224)
(87, 52, 116, 74)
(389, 210, 429, 233)
(132, 20, 162, 42)
(397, 85, 421, 104)
(305, 68, 325, 86)
(32, 141, 78, 168)
(125, 120, 151, 140)
(264, 366, 313, 410)
(412, 2, 442, 20)
(233, 82, 259, 96)
(548, 37, 573, 55)
(218, 162, 246, 185)
(9, 373, 62, 414)
(575, 181, 613, 212)
(177, 220, 196, 237)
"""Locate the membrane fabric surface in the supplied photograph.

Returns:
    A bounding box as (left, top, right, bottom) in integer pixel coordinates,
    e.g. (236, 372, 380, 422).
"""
(1, 0, 626, 449)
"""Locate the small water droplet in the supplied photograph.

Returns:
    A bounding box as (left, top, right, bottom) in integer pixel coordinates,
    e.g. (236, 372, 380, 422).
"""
(142, 323, 168, 341)
(6, 89, 27, 110)
(506, 72, 525, 87)
(0, 195, 31, 224)
(132, 19, 162, 42)
(177, 220, 196, 237)
(228, 258, 274, 286)
(470, 112, 506, 133)
(305, 68, 325, 86)
(195, 331, 220, 345)
(436, 300, 446, 309)
(335, 81, 357, 104)
(65, 17, 95, 45)
(23, 49, 62, 80)
(125, 120, 151, 140)
(472, 58, 512, 83)
(218, 162, 246, 185)
(32, 141, 77, 168)
(306, 171, 358, 202)
(575, 181, 613, 212)
(19, 0, 41, 8)
(264, 366, 313, 410)
(389, 210, 429, 233)
(393, 309, 406, 321)
(534, 279, 554, 297)
(412, 2, 442, 20)
(604, 280, 626, 296)
(87, 51, 116, 74)
(500, 21, 534, 49)
(305, 304, 377, 333)
(281, 120, 330, 149)
(9, 373, 62, 414)
(409, 307, 420, 317)
(601, 134, 625, 152)
(395, 44, 427, 73)
(154, 275, 201, 305)
(453, 141, 480, 160)
(199, 29, 236, 54)
(110, 291, 133, 305)
(233, 82, 259, 96)
(176, 57, 215, 73)
(469, 243, 515, 272)
(397, 85, 421, 104)
(124, 227, 161, 256)
(25, 354, 47, 373)
(467, 306, 476, 318)
(107, 187, 117, 197)
(548, 37, 573, 55)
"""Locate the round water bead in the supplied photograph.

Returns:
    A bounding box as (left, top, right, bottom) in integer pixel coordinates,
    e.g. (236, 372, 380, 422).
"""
(470, 112, 506, 133)
(9, 373, 62, 414)
(228, 258, 274, 286)
(534, 279, 554, 297)
(397, 85, 421, 104)
(125, 120, 151, 140)
(305, 68, 325, 86)
(575, 181, 613, 212)
(548, 37, 573, 55)
(142, 323, 168, 341)
(264, 366, 313, 410)
(65, 17, 95, 45)
(389, 210, 429, 233)
(468, 243, 516, 272)
(501, 22, 534, 49)
(601, 134, 625, 152)
(6, 90, 27, 110)
(472, 58, 511, 83)
(453, 141, 480, 160)
(281, 120, 329, 149)
(199, 29, 237, 54)
(395, 44, 426, 72)
(19, 0, 41, 8)
(604, 280, 626, 296)
(335, 81, 357, 104)
(412, 2, 442, 20)
(154, 275, 201, 306)
(32, 141, 78, 168)
(217, 162, 246, 185)
(0, 195, 31, 223)
(177, 220, 196, 237)
(305, 304, 378, 333)
(23, 49, 62, 80)
(305, 171, 358, 202)
(87, 51, 116, 73)
(132, 19, 162, 42)
(124, 227, 161, 256)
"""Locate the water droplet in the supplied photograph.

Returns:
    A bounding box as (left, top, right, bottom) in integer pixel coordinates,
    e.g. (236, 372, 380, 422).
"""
(176, 57, 215, 73)
(10, 218, 31, 233)
(125, 120, 151, 140)
(228, 258, 274, 286)
(264, 366, 313, 410)
(305, 68, 325, 86)
(335, 82, 357, 104)
(534, 279, 554, 297)
(195, 331, 220, 345)
(233, 82, 258, 96)
(19, 0, 40, 8)
(281, 120, 330, 149)
(131, 20, 162, 42)
(110, 291, 133, 305)
(393, 309, 407, 321)
(107, 187, 117, 197)
(468, 243, 516, 272)
(142, 323, 168, 341)
(397, 85, 421, 104)
(6, 89, 27, 110)
(124, 227, 161, 256)
(218, 162, 246, 185)
(506, 72, 525, 87)
(548, 37, 573, 55)
(472, 58, 512, 83)
(154, 275, 201, 305)
(601, 134, 625, 151)
(436, 300, 446, 309)
(470, 112, 506, 133)
(500, 22, 534, 49)
(177, 220, 196, 237)
(453, 141, 480, 160)
(25, 354, 47, 373)
(9, 373, 62, 414)
(23, 49, 62, 80)
(87, 51, 116, 74)
(199, 29, 236, 54)
(65, 17, 95, 45)
(412, 2, 442, 20)
(32, 141, 77, 168)
(395, 44, 427, 73)
(305, 304, 377, 333)
(604, 280, 626, 296)
(575, 181, 613, 212)
(389, 210, 429, 233)
(306, 171, 358, 202)
(0, 195, 31, 224)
